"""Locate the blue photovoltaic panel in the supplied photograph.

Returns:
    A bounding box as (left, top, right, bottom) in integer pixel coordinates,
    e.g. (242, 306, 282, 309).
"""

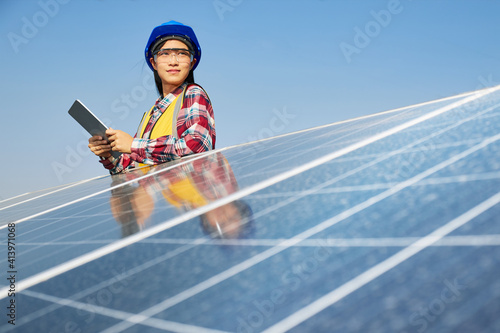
(0, 86, 499, 332)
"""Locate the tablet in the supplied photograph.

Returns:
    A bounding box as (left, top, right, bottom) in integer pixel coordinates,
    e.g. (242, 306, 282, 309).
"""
(68, 99, 122, 159)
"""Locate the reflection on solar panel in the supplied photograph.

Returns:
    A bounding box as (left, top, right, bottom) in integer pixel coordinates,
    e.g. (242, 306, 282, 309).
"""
(1, 85, 500, 332)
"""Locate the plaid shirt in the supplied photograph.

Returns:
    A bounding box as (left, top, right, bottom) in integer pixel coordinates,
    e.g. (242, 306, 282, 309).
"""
(136, 152, 239, 207)
(100, 83, 215, 174)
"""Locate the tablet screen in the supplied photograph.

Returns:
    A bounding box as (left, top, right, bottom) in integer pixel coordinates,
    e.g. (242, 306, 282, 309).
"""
(68, 100, 122, 159)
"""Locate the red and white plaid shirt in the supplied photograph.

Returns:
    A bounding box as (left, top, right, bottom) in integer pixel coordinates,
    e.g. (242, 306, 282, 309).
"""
(101, 83, 215, 174)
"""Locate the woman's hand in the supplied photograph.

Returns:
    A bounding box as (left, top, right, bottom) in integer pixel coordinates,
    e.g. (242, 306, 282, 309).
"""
(106, 128, 133, 154)
(88, 136, 112, 158)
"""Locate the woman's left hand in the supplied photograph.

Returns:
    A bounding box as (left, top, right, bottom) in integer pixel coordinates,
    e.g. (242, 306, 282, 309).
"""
(106, 128, 133, 154)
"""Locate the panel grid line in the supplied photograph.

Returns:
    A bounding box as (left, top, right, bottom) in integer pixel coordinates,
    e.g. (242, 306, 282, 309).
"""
(262, 191, 500, 333)
(0, 176, 105, 213)
(99, 119, 500, 333)
(0, 149, 220, 229)
(226, 89, 477, 151)
(16, 290, 230, 333)
(0, 86, 496, 301)
(0, 87, 482, 225)
(14, 235, 500, 248)
(5, 240, 209, 331)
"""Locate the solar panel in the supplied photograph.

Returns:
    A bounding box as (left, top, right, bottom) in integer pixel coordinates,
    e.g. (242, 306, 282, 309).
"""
(1, 85, 499, 332)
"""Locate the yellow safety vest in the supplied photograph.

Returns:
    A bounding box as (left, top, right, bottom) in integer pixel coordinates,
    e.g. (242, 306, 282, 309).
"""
(135, 86, 186, 168)
(162, 177, 208, 209)
(137, 89, 185, 140)
(135, 84, 211, 168)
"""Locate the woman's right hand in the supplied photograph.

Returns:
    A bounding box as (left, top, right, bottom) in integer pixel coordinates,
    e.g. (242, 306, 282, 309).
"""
(88, 135, 112, 158)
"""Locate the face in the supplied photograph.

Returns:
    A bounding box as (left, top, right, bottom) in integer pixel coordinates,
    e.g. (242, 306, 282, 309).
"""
(204, 203, 243, 238)
(150, 39, 197, 90)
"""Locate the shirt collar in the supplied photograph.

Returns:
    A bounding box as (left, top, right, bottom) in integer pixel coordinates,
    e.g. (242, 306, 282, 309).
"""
(155, 82, 188, 113)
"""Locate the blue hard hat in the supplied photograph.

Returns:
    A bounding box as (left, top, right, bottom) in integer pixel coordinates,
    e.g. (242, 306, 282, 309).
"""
(145, 20, 201, 72)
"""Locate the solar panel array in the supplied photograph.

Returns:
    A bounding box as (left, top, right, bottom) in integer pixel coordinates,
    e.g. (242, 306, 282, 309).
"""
(1, 85, 500, 332)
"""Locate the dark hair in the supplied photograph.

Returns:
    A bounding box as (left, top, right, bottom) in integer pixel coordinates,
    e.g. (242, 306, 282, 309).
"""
(153, 69, 195, 98)
(200, 200, 254, 239)
(150, 36, 196, 97)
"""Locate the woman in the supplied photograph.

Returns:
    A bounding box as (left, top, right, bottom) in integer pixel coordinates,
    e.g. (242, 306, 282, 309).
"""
(108, 152, 253, 239)
(88, 20, 216, 174)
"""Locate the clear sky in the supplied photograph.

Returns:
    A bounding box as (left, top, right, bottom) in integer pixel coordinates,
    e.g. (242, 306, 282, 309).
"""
(1, 0, 499, 200)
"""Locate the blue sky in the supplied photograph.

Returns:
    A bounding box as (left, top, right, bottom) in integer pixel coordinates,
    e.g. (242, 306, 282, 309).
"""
(1, 0, 499, 200)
